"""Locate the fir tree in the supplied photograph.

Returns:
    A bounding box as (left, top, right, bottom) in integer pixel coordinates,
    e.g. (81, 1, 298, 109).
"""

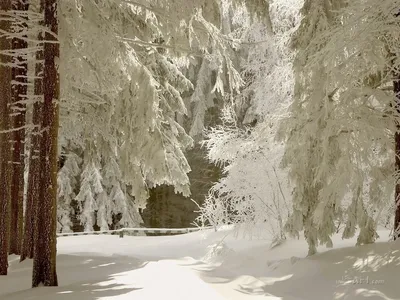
(0, 0, 13, 276)
(32, 0, 59, 287)
(9, 0, 29, 256)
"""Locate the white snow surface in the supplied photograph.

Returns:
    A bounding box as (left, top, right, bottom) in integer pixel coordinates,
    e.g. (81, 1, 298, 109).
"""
(0, 227, 399, 300)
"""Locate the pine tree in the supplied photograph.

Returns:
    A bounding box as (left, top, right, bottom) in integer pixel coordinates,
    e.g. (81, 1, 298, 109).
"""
(32, 0, 59, 287)
(279, 0, 398, 249)
(21, 31, 43, 262)
(394, 51, 400, 239)
(278, 0, 346, 255)
(57, 152, 80, 233)
(199, 0, 300, 240)
(56, 0, 245, 227)
(9, 0, 29, 256)
(0, 0, 13, 276)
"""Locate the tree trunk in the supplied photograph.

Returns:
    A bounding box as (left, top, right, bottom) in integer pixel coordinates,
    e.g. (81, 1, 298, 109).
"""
(9, 0, 29, 256)
(394, 73, 400, 239)
(21, 3, 43, 263)
(21, 101, 41, 260)
(32, 0, 59, 287)
(0, 0, 13, 276)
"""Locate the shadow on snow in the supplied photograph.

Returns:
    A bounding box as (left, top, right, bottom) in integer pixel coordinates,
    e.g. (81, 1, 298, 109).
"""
(0, 254, 147, 300)
(189, 241, 400, 300)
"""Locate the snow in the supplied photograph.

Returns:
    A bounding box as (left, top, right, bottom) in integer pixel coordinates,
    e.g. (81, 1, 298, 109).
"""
(0, 227, 399, 300)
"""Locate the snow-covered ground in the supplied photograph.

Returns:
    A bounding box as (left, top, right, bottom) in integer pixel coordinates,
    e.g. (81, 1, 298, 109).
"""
(0, 227, 399, 300)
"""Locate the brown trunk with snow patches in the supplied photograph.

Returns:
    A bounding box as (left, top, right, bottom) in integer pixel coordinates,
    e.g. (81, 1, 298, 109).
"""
(21, 2, 43, 263)
(0, 0, 13, 276)
(32, 0, 59, 287)
(394, 73, 400, 239)
(9, 0, 29, 256)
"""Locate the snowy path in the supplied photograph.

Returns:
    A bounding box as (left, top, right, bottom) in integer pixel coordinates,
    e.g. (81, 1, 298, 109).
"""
(0, 255, 257, 300)
(0, 230, 283, 300)
(106, 259, 226, 300)
(1, 229, 399, 300)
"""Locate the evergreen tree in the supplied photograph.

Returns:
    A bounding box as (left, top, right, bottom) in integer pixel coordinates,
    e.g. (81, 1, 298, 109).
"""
(280, 0, 399, 249)
(279, 0, 346, 256)
(32, 0, 59, 287)
(199, 0, 300, 241)
(393, 11, 400, 238)
(9, 0, 29, 256)
(21, 27, 43, 261)
(0, 0, 13, 276)
(395, 65, 400, 238)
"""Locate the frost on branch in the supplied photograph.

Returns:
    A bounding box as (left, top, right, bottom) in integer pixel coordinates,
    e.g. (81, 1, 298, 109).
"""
(56, 0, 249, 230)
(198, 0, 301, 242)
(279, 0, 399, 253)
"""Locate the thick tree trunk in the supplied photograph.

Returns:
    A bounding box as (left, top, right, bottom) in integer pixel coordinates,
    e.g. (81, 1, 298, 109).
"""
(0, 0, 13, 276)
(32, 0, 59, 287)
(21, 101, 41, 261)
(9, 0, 29, 256)
(21, 4, 43, 263)
(394, 74, 400, 239)
(390, 11, 400, 239)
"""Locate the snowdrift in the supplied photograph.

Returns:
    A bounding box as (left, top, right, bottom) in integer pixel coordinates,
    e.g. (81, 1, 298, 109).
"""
(0, 227, 398, 300)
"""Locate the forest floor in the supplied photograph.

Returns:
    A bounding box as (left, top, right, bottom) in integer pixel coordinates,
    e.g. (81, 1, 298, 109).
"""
(0, 226, 399, 300)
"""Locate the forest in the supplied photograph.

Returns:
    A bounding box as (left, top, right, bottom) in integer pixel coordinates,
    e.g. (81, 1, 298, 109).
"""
(0, 0, 399, 298)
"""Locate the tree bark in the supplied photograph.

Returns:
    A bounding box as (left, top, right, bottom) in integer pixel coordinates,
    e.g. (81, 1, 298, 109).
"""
(21, 101, 41, 260)
(21, 2, 43, 263)
(9, 0, 29, 256)
(0, 0, 13, 276)
(32, 0, 59, 287)
(394, 74, 400, 239)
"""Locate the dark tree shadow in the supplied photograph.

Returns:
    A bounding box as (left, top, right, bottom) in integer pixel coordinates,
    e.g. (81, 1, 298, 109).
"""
(0, 254, 147, 300)
(189, 241, 400, 300)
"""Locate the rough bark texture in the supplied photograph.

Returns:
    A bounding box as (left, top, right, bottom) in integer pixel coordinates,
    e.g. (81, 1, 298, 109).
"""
(394, 73, 400, 239)
(32, 0, 59, 287)
(21, 77, 42, 262)
(0, 0, 13, 276)
(21, 6, 43, 262)
(9, 0, 29, 256)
